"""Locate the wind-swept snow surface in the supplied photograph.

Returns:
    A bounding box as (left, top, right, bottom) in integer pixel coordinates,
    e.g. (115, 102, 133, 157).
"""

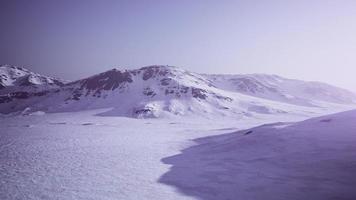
(160, 110, 356, 200)
(0, 109, 273, 200)
(1, 109, 355, 200)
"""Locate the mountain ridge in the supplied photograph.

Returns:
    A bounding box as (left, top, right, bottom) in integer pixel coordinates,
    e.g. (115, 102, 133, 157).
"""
(0, 64, 65, 93)
(1, 64, 355, 118)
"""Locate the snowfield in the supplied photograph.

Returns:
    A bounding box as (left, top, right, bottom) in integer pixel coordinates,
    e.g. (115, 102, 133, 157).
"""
(1, 65, 356, 200)
(0, 109, 261, 200)
(161, 110, 356, 200)
(1, 109, 356, 200)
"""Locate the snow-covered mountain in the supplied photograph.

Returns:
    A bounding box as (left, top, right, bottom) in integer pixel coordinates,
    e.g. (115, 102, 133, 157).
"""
(0, 65, 355, 118)
(208, 73, 356, 106)
(0, 64, 64, 94)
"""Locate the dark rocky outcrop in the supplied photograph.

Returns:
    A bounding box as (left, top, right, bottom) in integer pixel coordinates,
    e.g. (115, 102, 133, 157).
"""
(191, 88, 207, 100)
(143, 87, 156, 97)
(141, 66, 170, 81)
(76, 69, 133, 93)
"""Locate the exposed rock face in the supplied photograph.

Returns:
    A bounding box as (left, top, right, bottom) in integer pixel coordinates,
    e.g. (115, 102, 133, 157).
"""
(59, 65, 229, 104)
(0, 64, 355, 117)
(160, 78, 172, 86)
(0, 91, 49, 104)
(0, 95, 11, 104)
(143, 87, 156, 97)
(76, 69, 133, 92)
(191, 88, 207, 100)
(141, 65, 170, 81)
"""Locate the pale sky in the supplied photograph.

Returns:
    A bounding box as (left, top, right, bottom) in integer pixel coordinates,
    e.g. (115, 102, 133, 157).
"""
(1, 0, 355, 91)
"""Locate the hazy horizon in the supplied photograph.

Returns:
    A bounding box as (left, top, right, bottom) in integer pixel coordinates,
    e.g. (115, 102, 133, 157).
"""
(1, 0, 356, 91)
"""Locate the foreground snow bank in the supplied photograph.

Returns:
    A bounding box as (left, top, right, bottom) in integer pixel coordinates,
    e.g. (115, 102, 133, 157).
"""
(160, 110, 356, 200)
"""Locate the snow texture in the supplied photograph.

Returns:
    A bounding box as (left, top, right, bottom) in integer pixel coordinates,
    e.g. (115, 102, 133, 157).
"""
(0, 109, 355, 199)
(1, 64, 356, 200)
(160, 110, 356, 200)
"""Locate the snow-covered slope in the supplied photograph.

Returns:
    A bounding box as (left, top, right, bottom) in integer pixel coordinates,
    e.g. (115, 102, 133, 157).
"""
(14, 65, 238, 117)
(208, 73, 356, 106)
(0, 65, 355, 118)
(0, 64, 64, 94)
(160, 109, 356, 200)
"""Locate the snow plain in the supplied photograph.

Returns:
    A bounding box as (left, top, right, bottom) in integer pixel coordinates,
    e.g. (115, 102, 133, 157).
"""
(0, 109, 249, 200)
(1, 108, 356, 200)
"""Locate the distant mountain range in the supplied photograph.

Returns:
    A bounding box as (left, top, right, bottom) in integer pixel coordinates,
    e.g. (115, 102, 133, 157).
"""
(1, 64, 355, 118)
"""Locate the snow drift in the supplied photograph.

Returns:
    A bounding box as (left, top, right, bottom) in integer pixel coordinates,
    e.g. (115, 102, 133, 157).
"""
(160, 109, 356, 200)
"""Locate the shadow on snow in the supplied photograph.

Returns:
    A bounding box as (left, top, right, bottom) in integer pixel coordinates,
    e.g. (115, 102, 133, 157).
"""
(159, 123, 356, 200)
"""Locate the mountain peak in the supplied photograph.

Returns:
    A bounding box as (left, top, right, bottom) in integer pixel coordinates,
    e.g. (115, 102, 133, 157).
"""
(1, 64, 355, 117)
(0, 64, 31, 75)
(0, 64, 65, 93)
(139, 65, 178, 70)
